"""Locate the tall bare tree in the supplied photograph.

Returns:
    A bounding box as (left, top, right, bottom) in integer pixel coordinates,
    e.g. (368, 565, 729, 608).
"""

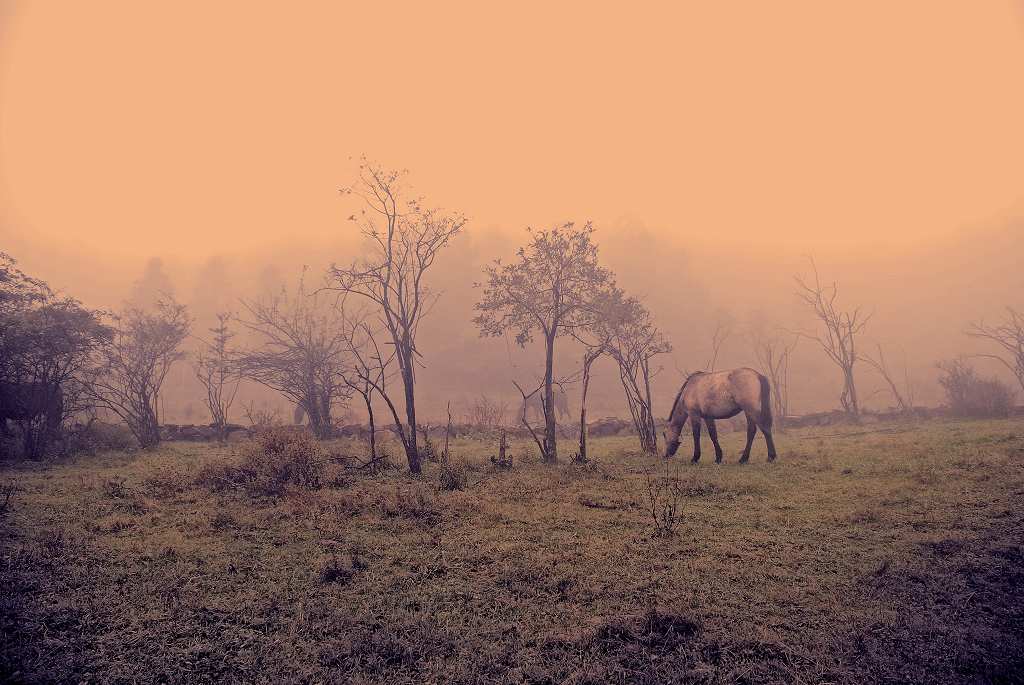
(85, 298, 191, 448)
(862, 343, 913, 413)
(967, 307, 1024, 393)
(193, 312, 241, 441)
(475, 222, 615, 462)
(238, 275, 351, 440)
(795, 260, 870, 416)
(329, 160, 465, 474)
(752, 331, 797, 429)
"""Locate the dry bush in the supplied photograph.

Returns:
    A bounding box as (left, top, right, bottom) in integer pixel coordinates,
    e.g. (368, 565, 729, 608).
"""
(937, 359, 1016, 418)
(439, 457, 468, 491)
(466, 394, 508, 430)
(196, 426, 324, 497)
(376, 485, 440, 523)
(644, 469, 687, 537)
(61, 420, 137, 455)
(241, 401, 283, 431)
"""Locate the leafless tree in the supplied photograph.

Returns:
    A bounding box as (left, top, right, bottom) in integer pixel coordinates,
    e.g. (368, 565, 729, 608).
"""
(340, 314, 395, 464)
(752, 331, 797, 428)
(465, 394, 509, 430)
(862, 343, 913, 413)
(605, 296, 672, 455)
(193, 312, 241, 441)
(237, 274, 351, 440)
(84, 298, 191, 448)
(794, 260, 871, 416)
(329, 159, 466, 474)
(475, 222, 615, 462)
(966, 307, 1024, 393)
(704, 319, 732, 371)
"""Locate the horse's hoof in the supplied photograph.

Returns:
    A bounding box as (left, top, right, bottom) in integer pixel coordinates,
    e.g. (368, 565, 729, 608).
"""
(714, 457, 722, 464)
(738, 457, 749, 464)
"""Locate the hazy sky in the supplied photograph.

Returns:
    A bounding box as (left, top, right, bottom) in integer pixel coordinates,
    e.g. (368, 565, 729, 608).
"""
(3, 2, 1024, 262)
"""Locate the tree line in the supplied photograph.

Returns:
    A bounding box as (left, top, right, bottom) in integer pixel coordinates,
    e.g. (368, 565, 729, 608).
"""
(3, 160, 1022, 464)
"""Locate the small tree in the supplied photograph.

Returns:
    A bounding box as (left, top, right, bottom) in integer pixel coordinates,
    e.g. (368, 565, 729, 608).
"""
(862, 343, 913, 413)
(194, 312, 241, 441)
(606, 296, 672, 454)
(329, 160, 466, 474)
(341, 315, 395, 465)
(475, 222, 614, 462)
(85, 298, 191, 448)
(937, 358, 1015, 418)
(795, 260, 870, 416)
(753, 331, 797, 428)
(0, 255, 112, 457)
(238, 275, 351, 440)
(967, 308, 1024, 394)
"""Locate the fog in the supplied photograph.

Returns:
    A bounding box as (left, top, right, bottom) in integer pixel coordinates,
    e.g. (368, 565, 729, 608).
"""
(2, 1, 1023, 423)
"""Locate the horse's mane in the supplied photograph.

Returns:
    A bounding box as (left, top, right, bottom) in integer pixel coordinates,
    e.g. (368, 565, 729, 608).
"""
(666, 371, 704, 421)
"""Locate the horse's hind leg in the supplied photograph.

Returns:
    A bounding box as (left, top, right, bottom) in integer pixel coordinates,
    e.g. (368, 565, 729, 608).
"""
(705, 419, 724, 464)
(760, 421, 777, 462)
(690, 418, 702, 463)
(739, 414, 757, 463)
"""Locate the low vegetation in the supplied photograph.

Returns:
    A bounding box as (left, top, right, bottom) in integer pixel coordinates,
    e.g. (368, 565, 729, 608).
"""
(2, 418, 1023, 683)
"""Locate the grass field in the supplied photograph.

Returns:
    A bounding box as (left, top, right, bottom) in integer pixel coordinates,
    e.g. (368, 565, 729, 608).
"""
(2, 418, 1023, 684)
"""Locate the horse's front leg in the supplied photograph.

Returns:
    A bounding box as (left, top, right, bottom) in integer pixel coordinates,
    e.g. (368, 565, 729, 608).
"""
(691, 417, 702, 463)
(705, 418, 724, 464)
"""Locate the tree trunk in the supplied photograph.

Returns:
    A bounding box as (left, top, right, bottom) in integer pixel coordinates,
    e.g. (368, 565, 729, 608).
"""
(364, 393, 376, 462)
(401, 347, 421, 474)
(543, 329, 557, 463)
(578, 353, 594, 462)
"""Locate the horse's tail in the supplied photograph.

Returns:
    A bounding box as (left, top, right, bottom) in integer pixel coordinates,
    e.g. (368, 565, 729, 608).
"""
(759, 373, 773, 429)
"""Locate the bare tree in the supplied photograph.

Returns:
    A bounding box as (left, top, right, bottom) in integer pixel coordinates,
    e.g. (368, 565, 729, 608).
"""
(862, 343, 913, 413)
(193, 312, 241, 441)
(340, 314, 395, 465)
(85, 298, 191, 448)
(465, 394, 509, 431)
(704, 319, 732, 371)
(237, 274, 351, 440)
(605, 296, 672, 455)
(967, 307, 1024, 393)
(475, 222, 615, 462)
(752, 331, 797, 429)
(329, 159, 466, 474)
(794, 260, 871, 416)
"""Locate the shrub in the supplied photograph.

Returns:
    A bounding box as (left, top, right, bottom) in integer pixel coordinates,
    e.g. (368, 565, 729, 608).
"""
(439, 458, 468, 491)
(937, 359, 1016, 418)
(197, 426, 324, 497)
(59, 420, 137, 456)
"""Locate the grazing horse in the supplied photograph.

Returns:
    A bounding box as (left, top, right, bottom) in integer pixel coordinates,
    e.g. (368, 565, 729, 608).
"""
(664, 368, 776, 463)
(520, 388, 569, 422)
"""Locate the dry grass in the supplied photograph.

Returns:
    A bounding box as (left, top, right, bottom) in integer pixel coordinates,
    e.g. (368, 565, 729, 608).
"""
(2, 418, 1024, 683)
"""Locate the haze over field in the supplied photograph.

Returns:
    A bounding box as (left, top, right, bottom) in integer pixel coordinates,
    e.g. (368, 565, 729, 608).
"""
(2, 1, 1024, 420)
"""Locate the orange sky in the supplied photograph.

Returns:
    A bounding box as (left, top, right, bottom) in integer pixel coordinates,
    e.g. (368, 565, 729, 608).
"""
(2, 2, 1024, 261)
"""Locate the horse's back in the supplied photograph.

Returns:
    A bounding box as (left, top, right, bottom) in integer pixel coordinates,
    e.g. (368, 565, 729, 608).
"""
(680, 368, 767, 419)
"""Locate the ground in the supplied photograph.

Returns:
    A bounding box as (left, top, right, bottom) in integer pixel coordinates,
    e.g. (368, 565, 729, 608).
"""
(1, 419, 1023, 684)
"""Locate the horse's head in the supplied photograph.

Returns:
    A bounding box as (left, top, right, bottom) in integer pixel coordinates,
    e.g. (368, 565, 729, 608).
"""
(663, 413, 686, 458)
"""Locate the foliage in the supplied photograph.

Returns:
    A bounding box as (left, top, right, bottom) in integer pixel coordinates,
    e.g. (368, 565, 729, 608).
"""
(937, 358, 1015, 418)
(237, 273, 351, 440)
(193, 312, 241, 441)
(83, 298, 191, 449)
(0, 253, 112, 458)
(474, 222, 615, 462)
(197, 426, 324, 496)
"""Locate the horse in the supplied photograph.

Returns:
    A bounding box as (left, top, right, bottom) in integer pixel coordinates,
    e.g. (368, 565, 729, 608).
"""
(520, 388, 569, 423)
(664, 368, 776, 463)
